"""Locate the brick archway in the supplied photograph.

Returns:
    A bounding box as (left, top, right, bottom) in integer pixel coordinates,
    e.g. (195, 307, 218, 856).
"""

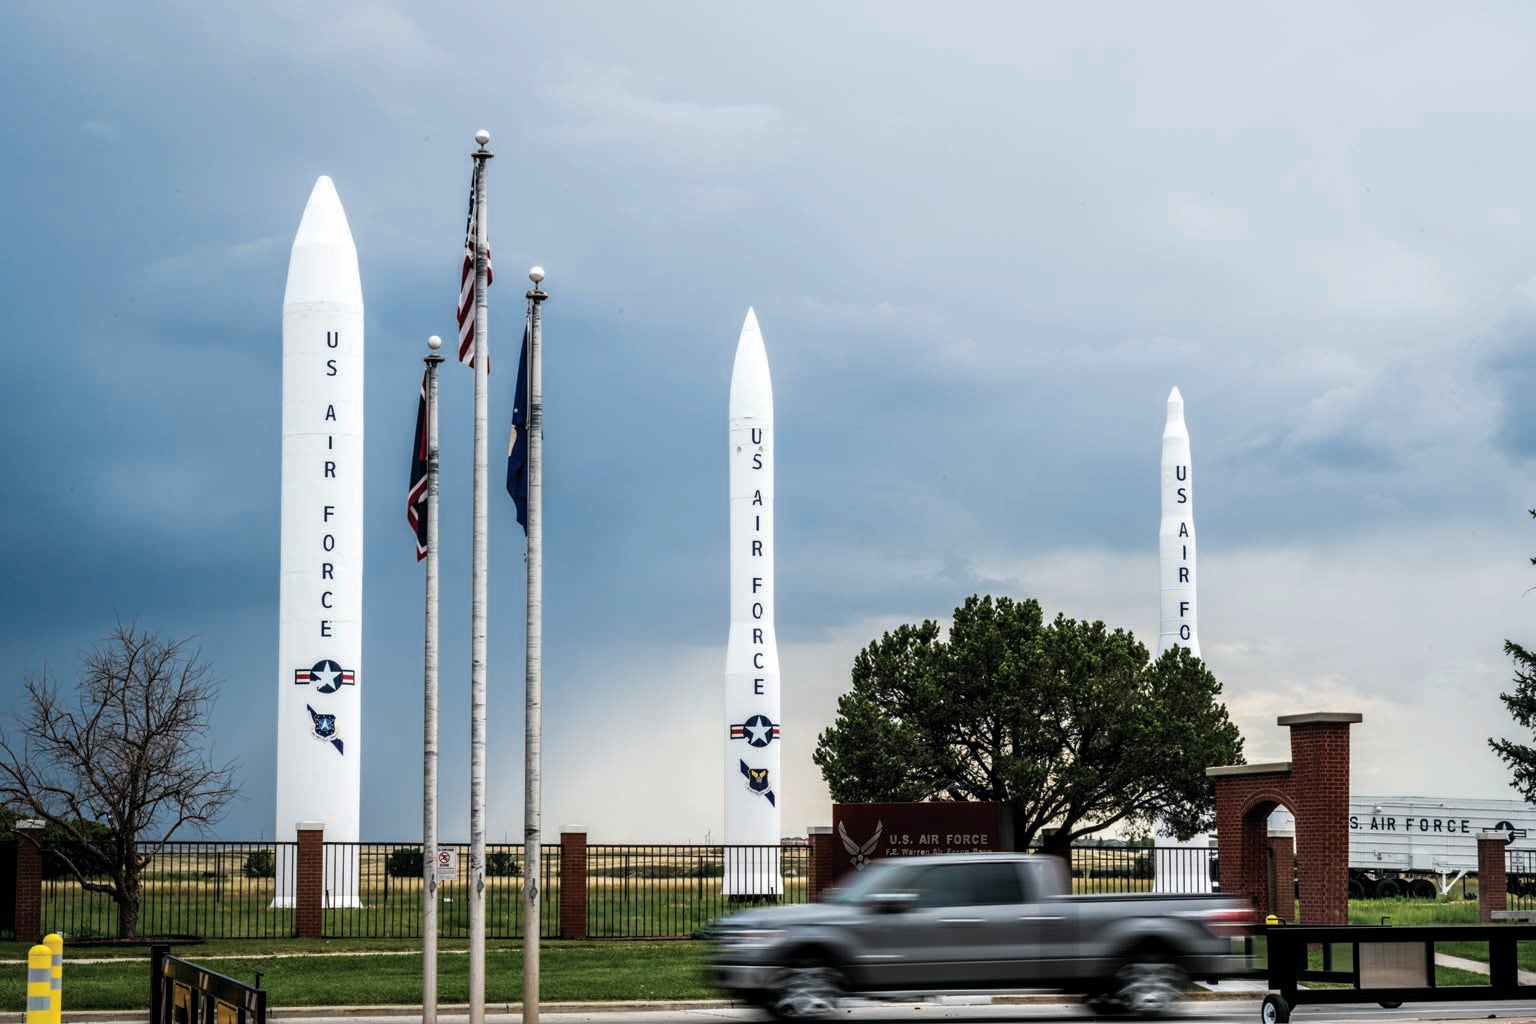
(1207, 712, 1360, 925)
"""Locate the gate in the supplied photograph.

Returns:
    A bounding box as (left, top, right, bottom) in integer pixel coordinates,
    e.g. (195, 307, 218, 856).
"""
(150, 945, 266, 1024)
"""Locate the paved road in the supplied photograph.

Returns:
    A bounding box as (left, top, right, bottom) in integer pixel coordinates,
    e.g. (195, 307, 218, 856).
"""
(259, 997, 1536, 1024)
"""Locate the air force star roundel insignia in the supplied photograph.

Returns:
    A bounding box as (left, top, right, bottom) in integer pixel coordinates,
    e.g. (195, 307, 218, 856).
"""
(306, 704, 344, 755)
(729, 714, 781, 748)
(293, 659, 356, 694)
(739, 759, 775, 806)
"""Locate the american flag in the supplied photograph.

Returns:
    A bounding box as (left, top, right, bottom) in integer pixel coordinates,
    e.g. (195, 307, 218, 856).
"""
(457, 169, 493, 368)
(408, 370, 429, 560)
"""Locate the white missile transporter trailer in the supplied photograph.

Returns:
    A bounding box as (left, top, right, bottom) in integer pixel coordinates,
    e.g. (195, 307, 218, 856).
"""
(1344, 796, 1536, 898)
(1250, 796, 1536, 899)
(1176, 796, 1536, 900)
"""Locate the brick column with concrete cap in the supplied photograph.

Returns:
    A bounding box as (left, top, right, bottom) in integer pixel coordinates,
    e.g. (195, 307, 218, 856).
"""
(807, 827, 835, 901)
(15, 820, 43, 943)
(1478, 830, 1509, 922)
(295, 822, 324, 939)
(1282, 712, 1360, 925)
(559, 828, 587, 939)
(1208, 762, 1293, 918)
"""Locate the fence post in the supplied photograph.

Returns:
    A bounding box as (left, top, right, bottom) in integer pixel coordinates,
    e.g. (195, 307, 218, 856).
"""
(559, 828, 587, 940)
(16, 821, 44, 944)
(807, 827, 835, 902)
(295, 822, 325, 939)
(149, 945, 169, 1024)
(1479, 830, 1509, 923)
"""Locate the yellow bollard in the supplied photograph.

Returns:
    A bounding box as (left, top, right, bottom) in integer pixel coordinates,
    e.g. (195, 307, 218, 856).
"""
(43, 934, 62, 1024)
(26, 945, 51, 1024)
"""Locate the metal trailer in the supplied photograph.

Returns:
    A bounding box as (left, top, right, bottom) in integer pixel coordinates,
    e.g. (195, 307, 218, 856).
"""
(1260, 922, 1536, 1023)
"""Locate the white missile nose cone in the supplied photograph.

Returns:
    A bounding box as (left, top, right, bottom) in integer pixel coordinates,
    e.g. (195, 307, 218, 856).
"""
(1166, 385, 1185, 417)
(285, 175, 361, 308)
(729, 307, 772, 419)
(292, 176, 354, 248)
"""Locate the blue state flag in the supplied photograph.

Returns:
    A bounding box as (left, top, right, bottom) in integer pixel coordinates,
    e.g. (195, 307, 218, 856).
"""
(506, 325, 529, 533)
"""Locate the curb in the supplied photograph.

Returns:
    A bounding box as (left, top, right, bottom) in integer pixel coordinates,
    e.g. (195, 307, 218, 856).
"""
(0, 990, 1271, 1022)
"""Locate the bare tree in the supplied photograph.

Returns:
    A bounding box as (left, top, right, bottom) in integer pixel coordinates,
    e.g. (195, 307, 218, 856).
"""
(0, 624, 238, 938)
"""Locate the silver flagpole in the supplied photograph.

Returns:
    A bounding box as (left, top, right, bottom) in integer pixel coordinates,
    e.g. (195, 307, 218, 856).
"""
(523, 268, 547, 1024)
(468, 130, 493, 1024)
(422, 336, 444, 1024)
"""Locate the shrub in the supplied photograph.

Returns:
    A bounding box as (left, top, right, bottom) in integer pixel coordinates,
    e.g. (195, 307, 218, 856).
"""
(243, 850, 276, 878)
(486, 852, 521, 877)
(385, 848, 424, 878)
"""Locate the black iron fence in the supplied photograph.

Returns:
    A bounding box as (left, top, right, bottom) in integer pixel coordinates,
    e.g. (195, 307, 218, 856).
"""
(43, 841, 297, 940)
(34, 839, 1218, 940)
(318, 842, 562, 939)
(586, 842, 808, 938)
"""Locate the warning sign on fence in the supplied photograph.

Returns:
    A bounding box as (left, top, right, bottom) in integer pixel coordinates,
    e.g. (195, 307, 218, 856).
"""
(436, 846, 458, 880)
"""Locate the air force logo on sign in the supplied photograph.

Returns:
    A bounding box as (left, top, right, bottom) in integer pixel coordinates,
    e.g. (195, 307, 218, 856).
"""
(306, 704, 345, 755)
(729, 714, 780, 748)
(294, 659, 356, 694)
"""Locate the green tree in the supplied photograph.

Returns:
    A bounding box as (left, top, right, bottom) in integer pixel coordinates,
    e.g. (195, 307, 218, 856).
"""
(0, 624, 238, 938)
(813, 595, 1244, 855)
(1490, 509, 1536, 796)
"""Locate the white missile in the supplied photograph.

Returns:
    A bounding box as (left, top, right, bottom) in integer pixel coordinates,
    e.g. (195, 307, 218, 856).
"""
(274, 176, 364, 907)
(1158, 386, 1200, 659)
(724, 308, 782, 895)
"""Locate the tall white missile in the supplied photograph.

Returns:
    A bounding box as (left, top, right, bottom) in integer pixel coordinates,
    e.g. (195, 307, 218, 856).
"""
(724, 308, 782, 895)
(274, 176, 364, 907)
(1158, 386, 1199, 659)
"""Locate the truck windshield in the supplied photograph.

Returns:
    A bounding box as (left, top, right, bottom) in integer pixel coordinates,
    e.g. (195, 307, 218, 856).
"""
(823, 861, 913, 904)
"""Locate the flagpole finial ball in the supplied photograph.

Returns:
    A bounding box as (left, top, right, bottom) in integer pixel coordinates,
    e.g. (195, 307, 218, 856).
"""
(427, 335, 442, 351)
(474, 130, 491, 147)
(528, 266, 545, 285)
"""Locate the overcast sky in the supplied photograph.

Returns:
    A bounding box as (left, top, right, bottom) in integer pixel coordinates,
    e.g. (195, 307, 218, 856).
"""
(4, 2, 1536, 842)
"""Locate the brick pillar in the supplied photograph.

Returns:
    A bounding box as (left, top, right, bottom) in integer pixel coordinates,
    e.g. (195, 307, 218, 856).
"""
(1284, 712, 1360, 925)
(15, 820, 43, 943)
(559, 828, 587, 939)
(1208, 765, 1290, 918)
(1478, 830, 1509, 923)
(1266, 834, 1296, 922)
(807, 827, 835, 902)
(295, 822, 324, 939)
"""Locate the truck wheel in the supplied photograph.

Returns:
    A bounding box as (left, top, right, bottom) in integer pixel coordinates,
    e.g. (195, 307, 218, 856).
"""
(1375, 877, 1402, 899)
(1112, 955, 1187, 1017)
(768, 961, 844, 1021)
(1261, 994, 1290, 1024)
(1410, 879, 1437, 900)
(1348, 879, 1365, 900)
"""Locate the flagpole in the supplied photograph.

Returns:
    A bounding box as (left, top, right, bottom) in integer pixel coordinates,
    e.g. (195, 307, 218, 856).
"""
(421, 336, 444, 1024)
(523, 267, 547, 1024)
(468, 130, 493, 1024)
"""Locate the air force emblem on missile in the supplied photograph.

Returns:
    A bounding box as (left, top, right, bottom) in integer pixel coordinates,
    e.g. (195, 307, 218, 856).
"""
(739, 760, 776, 806)
(839, 819, 883, 870)
(306, 704, 344, 755)
(729, 714, 780, 748)
(293, 659, 356, 694)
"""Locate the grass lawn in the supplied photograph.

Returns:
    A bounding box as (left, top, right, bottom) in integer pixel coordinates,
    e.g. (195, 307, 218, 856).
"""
(0, 941, 716, 1011)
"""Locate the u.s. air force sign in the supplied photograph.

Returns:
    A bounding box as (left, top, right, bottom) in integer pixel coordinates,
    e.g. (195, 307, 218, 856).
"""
(831, 802, 1004, 879)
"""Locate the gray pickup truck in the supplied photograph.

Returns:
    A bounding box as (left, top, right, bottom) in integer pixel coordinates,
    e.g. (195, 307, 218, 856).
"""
(711, 852, 1254, 1019)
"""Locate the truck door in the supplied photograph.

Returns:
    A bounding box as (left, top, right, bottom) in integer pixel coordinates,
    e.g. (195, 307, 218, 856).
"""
(852, 860, 1036, 988)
